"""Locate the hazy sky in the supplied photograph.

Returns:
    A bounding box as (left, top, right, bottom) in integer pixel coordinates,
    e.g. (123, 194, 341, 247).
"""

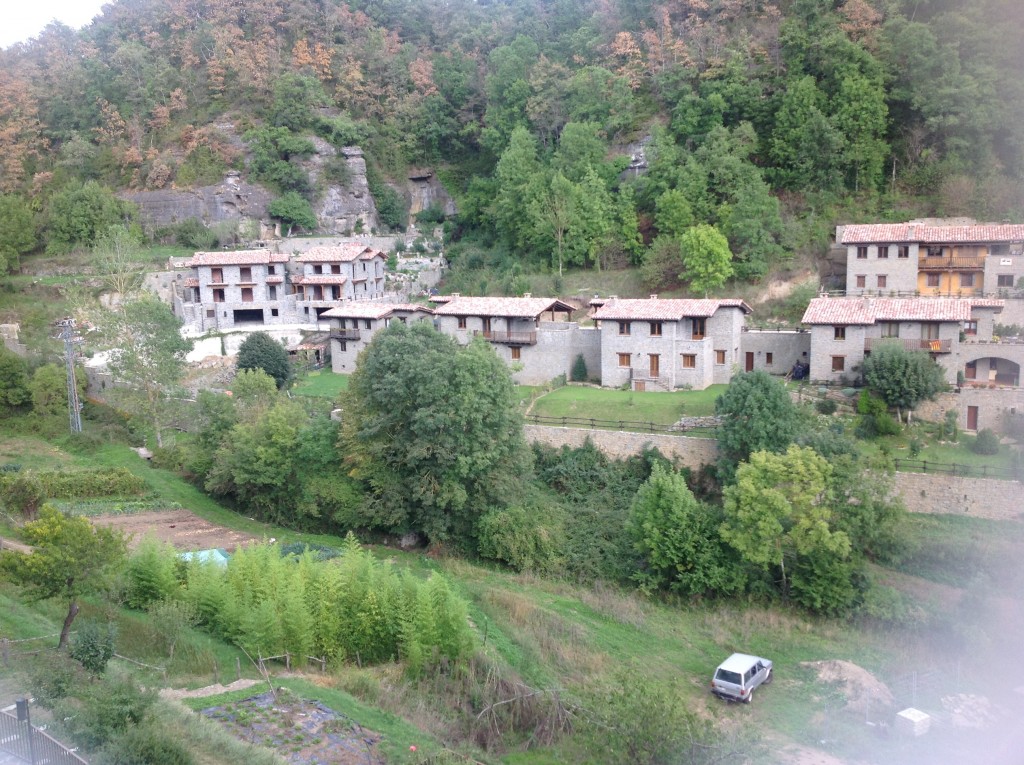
(2, 1, 109, 49)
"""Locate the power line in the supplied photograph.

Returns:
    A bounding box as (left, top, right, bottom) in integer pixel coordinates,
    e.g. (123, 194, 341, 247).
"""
(55, 318, 83, 434)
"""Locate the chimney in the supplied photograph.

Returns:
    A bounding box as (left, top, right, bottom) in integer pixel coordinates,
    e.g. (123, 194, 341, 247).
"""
(649, 294, 658, 300)
(451, 292, 460, 298)
(523, 292, 531, 298)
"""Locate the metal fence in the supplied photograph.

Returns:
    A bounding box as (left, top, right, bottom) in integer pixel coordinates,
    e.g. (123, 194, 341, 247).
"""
(524, 413, 717, 436)
(0, 710, 88, 765)
(892, 458, 1019, 481)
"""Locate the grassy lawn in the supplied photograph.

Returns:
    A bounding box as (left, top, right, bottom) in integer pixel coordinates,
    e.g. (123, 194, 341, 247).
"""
(291, 370, 349, 400)
(529, 384, 725, 427)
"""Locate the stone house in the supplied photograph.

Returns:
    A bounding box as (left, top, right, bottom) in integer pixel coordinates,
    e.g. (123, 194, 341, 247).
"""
(322, 303, 434, 372)
(292, 244, 387, 324)
(840, 222, 1024, 300)
(800, 295, 1013, 389)
(431, 295, 598, 385)
(590, 297, 751, 391)
(179, 250, 293, 331)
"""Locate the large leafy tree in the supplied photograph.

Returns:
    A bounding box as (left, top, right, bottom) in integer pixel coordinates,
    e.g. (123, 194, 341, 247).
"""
(862, 341, 946, 423)
(104, 294, 194, 447)
(0, 506, 127, 649)
(679, 224, 734, 295)
(715, 370, 801, 483)
(269, 192, 318, 236)
(0, 194, 36, 275)
(46, 181, 132, 255)
(342, 322, 531, 546)
(628, 463, 741, 598)
(236, 331, 292, 389)
(0, 346, 31, 411)
(721, 446, 853, 610)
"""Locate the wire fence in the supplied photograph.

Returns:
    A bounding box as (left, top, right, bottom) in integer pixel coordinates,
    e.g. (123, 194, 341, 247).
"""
(524, 413, 718, 437)
(892, 458, 1019, 481)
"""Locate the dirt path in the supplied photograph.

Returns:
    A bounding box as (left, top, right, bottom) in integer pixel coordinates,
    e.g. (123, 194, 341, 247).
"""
(160, 678, 262, 702)
(0, 537, 31, 554)
(90, 509, 260, 551)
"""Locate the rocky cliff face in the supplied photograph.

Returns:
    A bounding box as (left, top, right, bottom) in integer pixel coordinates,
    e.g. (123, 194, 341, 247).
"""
(309, 143, 379, 234)
(122, 172, 274, 233)
(406, 168, 457, 219)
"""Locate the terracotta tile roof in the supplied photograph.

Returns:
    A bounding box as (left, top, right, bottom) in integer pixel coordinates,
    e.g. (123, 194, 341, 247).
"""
(388, 303, 433, 313)
(591, 298, 752, 321)
(188, 250, 289, 266)
(321, 303, 403, 320)
(265, 276, 284, 284)
(296, 244, 385, 263)
(840, 223, 1024, 245)
(182, 277, 198, 287)
(292, 275, 348, 285)
(433, 296, 576, 318)
(802, 297, 1004, 325)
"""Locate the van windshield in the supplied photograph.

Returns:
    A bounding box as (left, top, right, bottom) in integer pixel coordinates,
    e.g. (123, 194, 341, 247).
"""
(715, 669, 742, 685)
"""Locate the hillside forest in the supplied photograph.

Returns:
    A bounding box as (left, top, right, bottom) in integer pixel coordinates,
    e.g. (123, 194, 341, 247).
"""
(1, 0, 1023, 287)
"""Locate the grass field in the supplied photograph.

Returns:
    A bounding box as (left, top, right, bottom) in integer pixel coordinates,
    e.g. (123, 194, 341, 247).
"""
(529, 383, 725, 427)
(291, 370, 349, 399)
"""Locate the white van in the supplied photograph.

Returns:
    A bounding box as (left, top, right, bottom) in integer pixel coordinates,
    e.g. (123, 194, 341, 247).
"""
(711, 653, 773, 703)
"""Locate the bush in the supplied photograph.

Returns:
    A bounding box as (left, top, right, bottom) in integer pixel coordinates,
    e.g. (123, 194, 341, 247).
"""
(236, 332, 292, 389)
(28, 652, 86, 708)
(2, 471, 45, 516)
(815, 398, 838, 415)
(971, 428, 1000, 455)
(570, 354, 588, 382)
(71, 618, 118, 675)
(125, 537, 180, 609)
(477, 505, 565, 575)
(99, 722, 195, 765)
(0, 467, 146, 500)
(69, 675, 157, 748)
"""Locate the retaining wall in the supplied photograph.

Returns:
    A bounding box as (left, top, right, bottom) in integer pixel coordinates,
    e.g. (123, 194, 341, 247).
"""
(893, 471, 1023, 521)
(523, 424, 718, 470)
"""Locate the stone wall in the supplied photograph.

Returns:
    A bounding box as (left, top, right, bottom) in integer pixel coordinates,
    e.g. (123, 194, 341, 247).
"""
(523, 424, 718, 471)
(915, 387, 1024, 431)
(740, 329, 810, 377)
(893, 471, 1023, 521)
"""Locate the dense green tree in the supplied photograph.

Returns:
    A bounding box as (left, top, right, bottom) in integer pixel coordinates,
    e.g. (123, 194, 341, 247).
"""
(235, 332, 292, 389)
(270, 73, 327, 132)
(679, 224, 734, 295)
(628, 463, 741, 598)
(30, 362, 85, 417)
(0, 346, 30, 411)
(862, 341, 946, 423)
(769, 76, 843, 191)
(715, 371, 801, 483)
(0, 506, 127, 649)
(529, 171, 579, 276)
(721, 446, 852, 605)
(91, 223, 145, 297)
(269, 192, 318, 236)
(833, 72, 889, 192)
(103, 294, 193, 447)
(244, 127, 315, 196)
(46, 181, 132, 255)
(0, 194, 36, 274)
(342, 322, 531, 546)
(654, 189, 694, 239)
(494, 126, 544, 251)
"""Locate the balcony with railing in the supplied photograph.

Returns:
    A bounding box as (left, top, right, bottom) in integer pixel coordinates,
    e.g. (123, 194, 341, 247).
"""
(865, 337, 951, 353)
(329, 328, 361, 342)
(918, 255, 985, 270)
(475, 330, 537, 345)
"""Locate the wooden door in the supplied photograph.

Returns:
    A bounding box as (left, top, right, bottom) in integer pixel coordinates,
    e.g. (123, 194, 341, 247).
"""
(967, 406, 978, 431)
(745, 352, 754, 372)
(649, 354, 660, 378)
(634, 381, 646, 392)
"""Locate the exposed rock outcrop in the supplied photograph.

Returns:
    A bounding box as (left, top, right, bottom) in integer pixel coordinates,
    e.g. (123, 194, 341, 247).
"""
(122, 172, 274, 232)
(311, 144, 379, 234)
(406, 168, 457, 220)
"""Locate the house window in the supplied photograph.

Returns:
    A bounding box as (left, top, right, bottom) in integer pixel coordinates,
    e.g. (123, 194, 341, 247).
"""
(239, 267, 252, 282)
(213, 289, 225, 303)
(881, 322, 900, 338)
(681, 354, 696, 369)
(206, 309, 215, 318)
(877, 275, 887, 289)
(997, 274, 1014, 287)
(210, 267, 223, 283)
(921, 323, 940, 340)
(649, 322, 663, 337)
(313, 265, 323, 274)
(926, 273, 941, 287)
(618, 353, 631, 368)
(338, 341, 347, 352)
(897, 246, 909, 258)
(965, 360, 977, 380)
(458, 317, 467, 329)
(269, 286, 277, 300)
(364, 319, 372, 329)
(482, 317, 492, 334)
(964, 320, 978, 336)
(241, 287, 253, 302)
(271, 308, 279, 317)
(511, 346, 521, 361)
(856, 275, 866, 288)
(856, 246, 868, 259)
(691, 318, 706, 339)
(362, 262, 367, 272)
(832, 356, 845, 372)
(926, 246, 943, 257)
(333, 264, 342, 274)
(715, 350, 726, 365)
(877, 246, 889, 259)
(834, 326, 846, 340)
(268, 265, 276, 275)
(618, 321, 631, 336)
(766, 352, 773, 366)
(960, 272, 975, 288)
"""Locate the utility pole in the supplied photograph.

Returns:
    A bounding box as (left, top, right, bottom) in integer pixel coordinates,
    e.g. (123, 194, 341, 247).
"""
(55, 318, 83, 434)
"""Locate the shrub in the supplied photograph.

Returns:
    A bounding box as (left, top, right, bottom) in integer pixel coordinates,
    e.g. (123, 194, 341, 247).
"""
(28, 652, 86, 708)
(100, 722, 196, 765)
(2, 471, 45, 517)
(0, 467, 146, 500)
(971, 428, 1000, 455)
(815, 398, 838, 415)
(477, 505, 565, 575)
(71, 619, 118, 675)
(125, 537, 180, 609)
(570, 354, 588, 382)
(908, 437, 923, 458)
(69, 675, 157, 748)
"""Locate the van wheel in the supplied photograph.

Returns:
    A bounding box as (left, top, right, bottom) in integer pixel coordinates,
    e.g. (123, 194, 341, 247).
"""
(744, 690, 753, 704)
(764, 670, 773, 685)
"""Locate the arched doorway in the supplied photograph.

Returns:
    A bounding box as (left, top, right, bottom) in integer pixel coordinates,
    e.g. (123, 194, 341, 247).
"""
(964, 357, 1020, 387)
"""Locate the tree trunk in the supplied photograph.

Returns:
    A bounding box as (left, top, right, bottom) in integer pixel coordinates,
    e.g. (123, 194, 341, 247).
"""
(58, 600, 80, 650)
